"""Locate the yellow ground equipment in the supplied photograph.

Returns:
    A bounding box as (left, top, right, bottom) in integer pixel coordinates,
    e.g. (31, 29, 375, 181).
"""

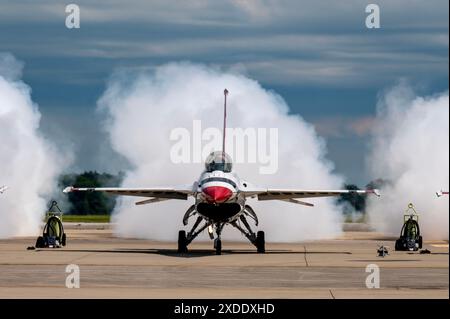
(394, 203, 422, 251)
(35, 201, 67, 248)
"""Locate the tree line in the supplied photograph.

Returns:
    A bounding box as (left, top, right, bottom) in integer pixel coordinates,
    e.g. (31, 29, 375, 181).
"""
(59, 171, 124, 215)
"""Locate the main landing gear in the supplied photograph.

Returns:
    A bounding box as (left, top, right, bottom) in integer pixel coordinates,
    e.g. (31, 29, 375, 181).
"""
(230, 214, 265, 253)
(178, 230, 188, 253)
(177, 216, 208, 253)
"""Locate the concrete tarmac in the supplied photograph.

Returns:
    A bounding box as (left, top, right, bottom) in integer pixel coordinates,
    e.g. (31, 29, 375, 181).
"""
(0, 223, 447, 298)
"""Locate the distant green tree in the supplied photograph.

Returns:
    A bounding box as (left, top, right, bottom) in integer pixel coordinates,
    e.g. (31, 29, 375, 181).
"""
(337, 179, 392, 216)
(59, 171, 124, 215)
(337, 184, 367, 214)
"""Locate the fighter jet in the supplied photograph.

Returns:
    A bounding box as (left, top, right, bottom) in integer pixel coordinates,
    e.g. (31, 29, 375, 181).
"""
(0, 186, 7, 194)
(64, 89, 380, 254)
(436, 190, 449, 197)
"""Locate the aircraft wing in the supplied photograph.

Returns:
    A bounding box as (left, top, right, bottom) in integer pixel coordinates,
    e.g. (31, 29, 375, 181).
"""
(242, 188, 380, 207)
(436, 190, 449, 197)
(63, 185, 195, 203)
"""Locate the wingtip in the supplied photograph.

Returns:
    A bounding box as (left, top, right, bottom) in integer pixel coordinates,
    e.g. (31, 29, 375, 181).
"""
(367, 189, 381, 197)
(63, 186, 74, 193)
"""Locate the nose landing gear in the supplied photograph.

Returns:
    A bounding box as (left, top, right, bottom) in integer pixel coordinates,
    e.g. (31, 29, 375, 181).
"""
(213, 223, 225, 255)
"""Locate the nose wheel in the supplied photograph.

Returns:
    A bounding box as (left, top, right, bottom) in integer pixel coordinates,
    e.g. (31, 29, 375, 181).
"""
(213, 223, 225, 255)
(214, 238, 222, 255)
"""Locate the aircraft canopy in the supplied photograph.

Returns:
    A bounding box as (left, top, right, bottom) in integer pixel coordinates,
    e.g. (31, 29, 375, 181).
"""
(205, 151, 233, 173)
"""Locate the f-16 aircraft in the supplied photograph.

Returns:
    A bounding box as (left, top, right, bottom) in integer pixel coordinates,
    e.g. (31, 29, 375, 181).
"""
(0, 186, 7, 194)
(64, 89, 380, 254)
(436, 190, 449, 197)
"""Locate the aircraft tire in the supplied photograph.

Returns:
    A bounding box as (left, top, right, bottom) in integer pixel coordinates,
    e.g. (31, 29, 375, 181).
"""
(178, 230, 188, 253)
(215, 239, 222, 255)
(256, 231, 265, 253)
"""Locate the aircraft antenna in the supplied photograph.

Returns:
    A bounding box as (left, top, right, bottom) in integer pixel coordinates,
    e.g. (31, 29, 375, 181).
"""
(222, 88, 229, 154)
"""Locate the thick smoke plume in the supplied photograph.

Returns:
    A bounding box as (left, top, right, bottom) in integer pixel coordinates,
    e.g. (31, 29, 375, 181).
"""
(0, 53, 69, 237)
(98, 62, 345, 242)
(366, 83, 449, 239)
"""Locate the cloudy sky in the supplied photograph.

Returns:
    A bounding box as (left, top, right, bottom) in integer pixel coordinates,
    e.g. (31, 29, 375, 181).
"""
(0, 0, 448, 185)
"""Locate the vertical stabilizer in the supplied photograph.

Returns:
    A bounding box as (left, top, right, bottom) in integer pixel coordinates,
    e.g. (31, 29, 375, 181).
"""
(222, 89, 229, 154)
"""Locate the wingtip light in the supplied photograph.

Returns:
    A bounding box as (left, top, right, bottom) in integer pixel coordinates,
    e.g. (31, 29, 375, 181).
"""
(368, 189, 381, 197)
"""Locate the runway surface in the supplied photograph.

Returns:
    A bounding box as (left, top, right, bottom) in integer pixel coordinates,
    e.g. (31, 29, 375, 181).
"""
(0, 223, 448, 298)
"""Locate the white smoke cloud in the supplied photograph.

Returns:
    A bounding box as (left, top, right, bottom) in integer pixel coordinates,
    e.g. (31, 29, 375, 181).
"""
(98, 62, 345, 242)
(0, 53, 70, 238)
(366, 82, 449, 239)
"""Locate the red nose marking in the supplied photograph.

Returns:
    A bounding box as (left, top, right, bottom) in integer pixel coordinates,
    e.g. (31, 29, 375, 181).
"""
(203, 186, 232, 203)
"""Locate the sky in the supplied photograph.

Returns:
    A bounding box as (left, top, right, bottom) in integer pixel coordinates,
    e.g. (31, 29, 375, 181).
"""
(0, 0, 448, 185)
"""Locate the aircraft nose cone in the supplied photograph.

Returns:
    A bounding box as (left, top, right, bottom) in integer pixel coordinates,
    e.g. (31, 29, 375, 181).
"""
(203, 186, 232, 203)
